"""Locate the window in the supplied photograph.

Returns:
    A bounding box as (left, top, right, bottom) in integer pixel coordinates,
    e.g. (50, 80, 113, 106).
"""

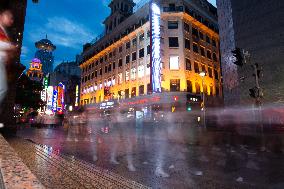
(138, 65, 144, 78)
(192, 27, 198, 36)
(139, 33, 144, 42)
(146, 63, 150, 75)
(91, 72, 94, 79)
(109, 52, 112, 58)
(214, 69, 219, 80)
(208, 67, 213, 78)
(213, 53, 217, 62)
(126, 41, 130, 49)
(199, 31, 204, 40)
(194, 62, 199, 73)
(169, 37, 179, 48)
(139, 48, 144, 58)
(139, 85, 144, 95)
(206, 35, 211, 44)
(113, 62, 116, 70)
(130, 68, 136, 80)
(119, 46, 122, 52)
(185, 58, 191, 70)
(131, 87, 136, 98)
(132, 52, 137, 61)
(125, 89, 129, 99)
(105, 66, 108, 73)
(132, 38, 137, 46)
(99, 68, 102, 75)
(100, 57, 103, 63)
(95, 60, 98, 66)
(200, 46, 205, 56)
(216, 85, 220, 96)
(147, 30, 150, 38)
(95, 70, 97, 77)
(193, 43, 199, 53)
(207, 50, 212, 59)
(185, 38, 190, 50)
(126, 55, 130, 64)
(212, 39, 216, 47)
(201, 64, 206, 72)
(168, 21, 178, 29)
(170, 56, 179, 70)
(108, 64, 112, 72)
(125, 70, 129, 81)
(184, 22, 190, 32)
(170, 79, 180, 92)
(195, 83, 200, 94)
(187, 80, 192, 93)
(119, 59, 123, 67)
(147, 45, 151, 55)
(118, 73, 123, 84)
(104, 55, 108, 61)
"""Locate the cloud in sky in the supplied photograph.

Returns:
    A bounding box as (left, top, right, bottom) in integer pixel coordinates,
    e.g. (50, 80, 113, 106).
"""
(28, 16, 94, 49)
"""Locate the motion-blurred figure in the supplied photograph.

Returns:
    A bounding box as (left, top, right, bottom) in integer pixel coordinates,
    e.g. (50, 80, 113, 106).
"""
(0, 8, 15, 128)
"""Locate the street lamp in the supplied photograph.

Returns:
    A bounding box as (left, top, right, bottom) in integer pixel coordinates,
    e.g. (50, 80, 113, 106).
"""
(199, 71, 206, 128)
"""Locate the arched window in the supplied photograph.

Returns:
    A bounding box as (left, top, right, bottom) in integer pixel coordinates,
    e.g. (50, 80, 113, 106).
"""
(187, 80, 192, 93)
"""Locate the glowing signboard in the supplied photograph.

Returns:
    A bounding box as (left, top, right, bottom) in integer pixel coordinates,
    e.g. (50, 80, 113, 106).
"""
(151, 3, 162, 93)
(75, 85, 79, 107)
(41, 89, 46, 102)
(57, 83, 65, 112)
(52, 86, 58, 112)
(46, 86, 53, 112)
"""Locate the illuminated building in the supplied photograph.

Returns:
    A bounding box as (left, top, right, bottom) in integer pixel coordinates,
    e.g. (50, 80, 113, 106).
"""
(217, 0, 284, 105)
(35, 36, 56, 75)
(26, 58, 44, 82)
(79, 0, 222, 108)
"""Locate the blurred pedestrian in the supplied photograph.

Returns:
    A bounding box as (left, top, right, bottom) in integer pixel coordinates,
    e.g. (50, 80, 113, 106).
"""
(0, 7, 15, 128)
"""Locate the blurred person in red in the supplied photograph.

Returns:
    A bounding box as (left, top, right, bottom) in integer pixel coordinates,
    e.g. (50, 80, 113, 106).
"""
(0, 7, 15, 128)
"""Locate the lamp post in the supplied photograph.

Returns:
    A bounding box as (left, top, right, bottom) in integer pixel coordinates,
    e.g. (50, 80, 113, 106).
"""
(199, 71, 206, 128)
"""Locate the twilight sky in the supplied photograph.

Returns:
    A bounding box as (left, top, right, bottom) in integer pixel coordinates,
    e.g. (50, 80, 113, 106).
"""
(21, 0, 216, 69)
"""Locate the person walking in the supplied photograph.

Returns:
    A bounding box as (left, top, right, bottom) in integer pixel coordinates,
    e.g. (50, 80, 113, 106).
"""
(0, 8, 15, 128)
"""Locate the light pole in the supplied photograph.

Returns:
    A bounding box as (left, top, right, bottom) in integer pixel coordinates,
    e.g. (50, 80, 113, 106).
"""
(199, 72, 206, 128)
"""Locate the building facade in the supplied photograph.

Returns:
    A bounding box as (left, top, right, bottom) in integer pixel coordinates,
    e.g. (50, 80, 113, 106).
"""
(79, 0, 221, 107)
(35, 36, 56, 75)
(217, 0, 284, 106)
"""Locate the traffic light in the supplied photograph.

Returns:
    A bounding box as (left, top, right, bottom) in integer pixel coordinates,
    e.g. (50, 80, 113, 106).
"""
(249, 87, 259, 98)
(232, 48, 243, 66)
(186, 102, 192, 111)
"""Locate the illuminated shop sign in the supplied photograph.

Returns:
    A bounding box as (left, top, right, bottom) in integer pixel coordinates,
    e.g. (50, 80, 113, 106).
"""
(75, 85, 79, 107)
(52, 87, 58, 112)
(151, 3, 162, 93)
(46, 86, 53, 111)
(57, 83, 65, 112)
(120, 96, 161, 107)
(41, 89, 47, 102)
(43, 76, 49, 89)
(99, 101, 115, 109)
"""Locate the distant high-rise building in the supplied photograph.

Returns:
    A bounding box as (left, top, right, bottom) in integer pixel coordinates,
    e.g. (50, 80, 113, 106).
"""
(35, 36, 56, 75)
(217, 0, 284, 105)
(26, 58, 43, 82)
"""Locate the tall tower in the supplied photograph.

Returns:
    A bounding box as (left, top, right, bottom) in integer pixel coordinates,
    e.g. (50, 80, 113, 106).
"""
(103, 0, 135, 34)
(26, 58, 43, 82)
(35, 36, 56, 75)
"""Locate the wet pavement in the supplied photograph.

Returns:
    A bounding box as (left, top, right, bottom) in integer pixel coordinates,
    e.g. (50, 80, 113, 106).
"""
(11, 121, 284, 189)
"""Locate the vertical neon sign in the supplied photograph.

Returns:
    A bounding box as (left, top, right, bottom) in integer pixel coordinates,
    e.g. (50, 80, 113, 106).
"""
(75, 85, 79, 107)
(150, 2, 162, 93)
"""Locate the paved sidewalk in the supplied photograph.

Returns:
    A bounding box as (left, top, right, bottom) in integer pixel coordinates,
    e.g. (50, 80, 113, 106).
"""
(0, 134, 45, 189)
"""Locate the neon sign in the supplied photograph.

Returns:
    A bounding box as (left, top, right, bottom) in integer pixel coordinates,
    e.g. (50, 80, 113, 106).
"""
(75, 85, 79, 107)
(46, 86, 53, 112)
(57, 83, 65, 112)
(151, 3, 162, 93)
(52, 87, 58, 112)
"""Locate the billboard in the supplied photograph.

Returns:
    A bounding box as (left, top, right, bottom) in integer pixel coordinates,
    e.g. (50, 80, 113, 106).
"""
(46, 86, 53, 112)
(150, 2, 162, 93)
(57, 83, 65, 113)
